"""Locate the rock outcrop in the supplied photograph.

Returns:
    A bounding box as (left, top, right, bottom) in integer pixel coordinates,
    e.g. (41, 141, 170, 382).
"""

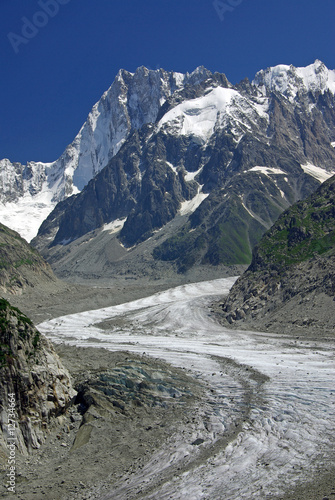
(0, 299, 76, 460)
(0, 223, 56, 295)
(218, 174, 335, 335)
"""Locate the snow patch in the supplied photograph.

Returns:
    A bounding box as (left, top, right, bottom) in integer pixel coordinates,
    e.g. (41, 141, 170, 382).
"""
(158, 87, 239, 141)
(102, 218, 127, 234)
(158, 160, 178, 175)
(184, 167, 203, 182)
(301, 163, 335, 183)
(179, 188, 209, 216)
(0, 190, 56, 242)
(241, 202, 255, 219)
(249, 166, 286, 176)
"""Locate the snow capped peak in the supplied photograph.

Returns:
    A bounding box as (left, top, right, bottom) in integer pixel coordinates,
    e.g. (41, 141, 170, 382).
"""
(295, 60, 335, 93)
(0, 66, 213, 241)
(253, 60, 335, 99)
(184, 66, 213, 85)
(157, 86, 268, 143)
(1, 61, 334, 243)
(55, 66, 209, 193)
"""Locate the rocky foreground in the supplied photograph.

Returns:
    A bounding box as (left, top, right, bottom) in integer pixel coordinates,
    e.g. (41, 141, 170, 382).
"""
(0, 298, 75, 461)
(0, 344, 216, 500)
(0, 275, 334, 499)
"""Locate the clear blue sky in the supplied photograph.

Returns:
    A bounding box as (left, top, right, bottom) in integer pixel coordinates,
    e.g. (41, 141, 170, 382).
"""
(0, 0, 334, 164)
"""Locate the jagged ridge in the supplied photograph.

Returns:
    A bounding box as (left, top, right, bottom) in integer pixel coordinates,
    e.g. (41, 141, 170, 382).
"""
(0, 66, 213, 241)
(30, 61, 335, 275)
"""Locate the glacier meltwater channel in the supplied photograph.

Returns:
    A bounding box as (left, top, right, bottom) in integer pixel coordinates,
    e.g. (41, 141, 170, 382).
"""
(38, 278, 335, 499)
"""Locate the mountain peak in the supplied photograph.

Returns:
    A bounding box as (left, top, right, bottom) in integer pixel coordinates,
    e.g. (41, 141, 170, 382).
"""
(1, 61, 335, 245)
(253, 60, 335, 99)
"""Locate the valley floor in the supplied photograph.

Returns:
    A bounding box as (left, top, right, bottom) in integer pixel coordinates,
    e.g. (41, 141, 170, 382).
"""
(1, 277, 334, 499)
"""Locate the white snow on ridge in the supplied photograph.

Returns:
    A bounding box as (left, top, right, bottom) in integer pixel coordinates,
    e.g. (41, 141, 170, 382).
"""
(301, 163, 335, 183)
(184, 166, 203, 182)
(102, 218, 127, 234)
(253, 60, 335, 101)
(158, 87, 239, 141)
(241, 201, 255, 219)
(249, 166, 286, 176)
(158, 159, 178, 175)
(296, 60, 335, 94)
(158, 85, 270, 144)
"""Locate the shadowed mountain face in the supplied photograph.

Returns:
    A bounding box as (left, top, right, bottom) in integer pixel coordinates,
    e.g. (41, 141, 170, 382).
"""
(25, 61, 335, 274)
(217, 175, 335, 334)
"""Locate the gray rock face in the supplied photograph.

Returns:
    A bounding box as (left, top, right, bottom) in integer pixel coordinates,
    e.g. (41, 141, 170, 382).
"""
(0, 299, 76, 458)
(0, 223, 56, 295)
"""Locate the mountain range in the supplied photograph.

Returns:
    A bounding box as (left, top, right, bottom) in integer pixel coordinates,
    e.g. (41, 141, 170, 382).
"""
(1, 60, 335, 277)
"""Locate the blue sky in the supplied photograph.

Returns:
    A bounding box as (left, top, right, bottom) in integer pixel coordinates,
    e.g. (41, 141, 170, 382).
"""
(0, 0, 334, 164)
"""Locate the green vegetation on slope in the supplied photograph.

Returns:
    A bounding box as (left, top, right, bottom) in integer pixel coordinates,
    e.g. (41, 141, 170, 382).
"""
(0, 223, 55, 292)
(152, 192, 270, 273)
(251, 175, 335, 271)
(0, 298, 40, 367)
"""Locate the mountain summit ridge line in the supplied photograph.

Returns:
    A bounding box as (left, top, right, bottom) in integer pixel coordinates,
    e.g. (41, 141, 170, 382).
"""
(0, 60, 334, 244)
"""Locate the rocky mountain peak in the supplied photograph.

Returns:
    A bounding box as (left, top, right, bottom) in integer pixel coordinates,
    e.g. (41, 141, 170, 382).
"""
(1, 61, 335, 248)
(29, 59, 335, 277)
(253, 59, 335, 100)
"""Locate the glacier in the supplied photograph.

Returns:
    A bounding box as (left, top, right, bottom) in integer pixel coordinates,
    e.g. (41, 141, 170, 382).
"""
(38, 277, 335, 499)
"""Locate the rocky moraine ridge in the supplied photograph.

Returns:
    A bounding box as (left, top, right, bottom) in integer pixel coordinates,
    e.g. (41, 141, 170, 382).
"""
(0, 223, 57, 295)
